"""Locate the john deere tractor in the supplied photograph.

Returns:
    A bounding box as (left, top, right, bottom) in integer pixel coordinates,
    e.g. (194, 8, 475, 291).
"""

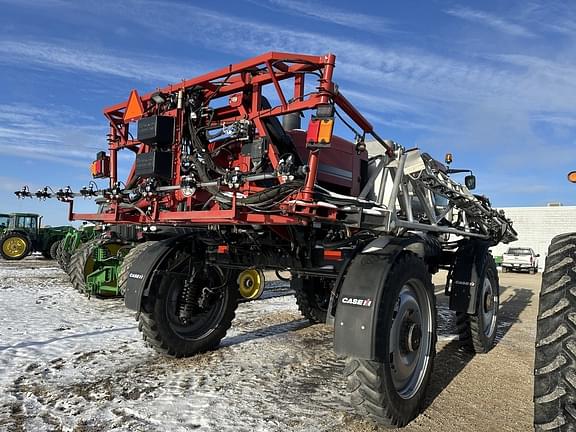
(0, 213, 73, 260)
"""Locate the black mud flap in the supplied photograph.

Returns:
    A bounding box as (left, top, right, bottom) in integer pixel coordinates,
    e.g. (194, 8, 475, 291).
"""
(333, 237, 427, 360)
(124, 234, 194, 312)
(448, 240, 491, 314)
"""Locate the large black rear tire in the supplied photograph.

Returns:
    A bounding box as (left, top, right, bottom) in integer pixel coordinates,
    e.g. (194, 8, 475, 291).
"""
(456, 254, 499, 353)
(534, 233, 576, 431)
(344, 253, 436, 427)
(138, 250, 238, 357)
(292, 277, 332, 324)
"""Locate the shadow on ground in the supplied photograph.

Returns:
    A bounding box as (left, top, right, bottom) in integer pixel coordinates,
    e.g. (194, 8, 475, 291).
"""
(423, 283, 534, 410)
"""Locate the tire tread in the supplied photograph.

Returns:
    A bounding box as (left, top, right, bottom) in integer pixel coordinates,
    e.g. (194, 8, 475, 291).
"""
(534, 234, 576, 431)
(344, 252, 436, 427)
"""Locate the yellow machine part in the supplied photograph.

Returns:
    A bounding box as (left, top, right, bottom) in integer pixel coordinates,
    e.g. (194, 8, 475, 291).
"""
(238, 269, 265, 300)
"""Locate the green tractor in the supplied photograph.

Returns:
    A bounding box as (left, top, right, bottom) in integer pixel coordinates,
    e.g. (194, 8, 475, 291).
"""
(0, 213, 73, 260)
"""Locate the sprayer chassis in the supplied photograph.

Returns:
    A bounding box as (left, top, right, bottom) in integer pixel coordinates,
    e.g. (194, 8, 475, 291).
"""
(20, 52, 517, 428)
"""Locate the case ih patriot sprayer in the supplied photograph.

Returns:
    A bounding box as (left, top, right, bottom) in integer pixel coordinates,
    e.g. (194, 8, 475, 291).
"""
(18, 52, 517, 426)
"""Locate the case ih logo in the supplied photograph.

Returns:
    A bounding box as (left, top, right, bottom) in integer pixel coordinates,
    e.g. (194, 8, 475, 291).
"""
(129, 273, 144, 280)
(454, 280, 475, 287)
(341, 297, 373, 307)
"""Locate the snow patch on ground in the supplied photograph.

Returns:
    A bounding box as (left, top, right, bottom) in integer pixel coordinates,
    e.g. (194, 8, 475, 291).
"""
(0, 259, 464, 431)
(0, 259, 349, 431)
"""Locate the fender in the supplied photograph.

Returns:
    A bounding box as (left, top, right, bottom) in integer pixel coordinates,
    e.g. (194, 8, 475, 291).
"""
(124, 233, 195, 312)
(2, 229, 30, 238)
(448, 239, 491, 314)
(333, 235, 438, 360)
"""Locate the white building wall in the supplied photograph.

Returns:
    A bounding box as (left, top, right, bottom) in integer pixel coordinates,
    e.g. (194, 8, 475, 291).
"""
(490, 206, 576, 268)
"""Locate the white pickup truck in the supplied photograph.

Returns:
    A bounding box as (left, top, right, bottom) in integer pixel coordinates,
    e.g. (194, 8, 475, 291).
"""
(502, 247, 540, 274)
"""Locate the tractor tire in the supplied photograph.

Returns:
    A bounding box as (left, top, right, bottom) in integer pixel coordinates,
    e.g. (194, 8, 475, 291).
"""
(49, 240, 61, 260)
(138, 250, 238, 357)
(456, 254, 499, 353)
(42, 241, 56, 259)
(292, 277, 332, 324)
(117, 241, 157, 296)
(0, 232, 31, 260)
(68, 240, 96, 292)
(534, 233, 576, 431)
(68, 239, 124, 294)
(56, 240, 71, 271)
(344, 253, 436, 427)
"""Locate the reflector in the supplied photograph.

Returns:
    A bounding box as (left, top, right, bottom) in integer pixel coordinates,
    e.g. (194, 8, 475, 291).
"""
(567, 171, 576, 183)
(124, 89, 144, 122)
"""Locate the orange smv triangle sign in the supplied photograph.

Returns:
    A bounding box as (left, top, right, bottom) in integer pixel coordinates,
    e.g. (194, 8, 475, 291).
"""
(124, 89, 144, 122)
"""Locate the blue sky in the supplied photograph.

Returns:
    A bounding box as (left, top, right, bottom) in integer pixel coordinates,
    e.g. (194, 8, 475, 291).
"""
(1, 0, 575, 225)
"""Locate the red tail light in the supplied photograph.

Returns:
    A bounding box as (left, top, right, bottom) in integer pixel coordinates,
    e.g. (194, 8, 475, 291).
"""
(91, 152, 110, 178)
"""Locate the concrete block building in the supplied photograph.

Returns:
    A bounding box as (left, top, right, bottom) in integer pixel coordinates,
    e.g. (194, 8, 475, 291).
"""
(490, 206, 576, 269)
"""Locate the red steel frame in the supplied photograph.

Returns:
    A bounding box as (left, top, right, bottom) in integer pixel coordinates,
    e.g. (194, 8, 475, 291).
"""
(68, 52, 385, 226)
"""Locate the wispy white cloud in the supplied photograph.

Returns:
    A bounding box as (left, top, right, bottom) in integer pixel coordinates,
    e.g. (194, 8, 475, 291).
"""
(515, 1, 576, 37)
(14, 1, 570, 143)
(248, 0, 390, 32)
(0, 175, 36, 193)
(4, 2, 576, 131)
(533, 114, 576, 128)
(0, 104, 103, 167)
(0, 1, 541, 109)
(445, 6, 534, 37)
(109, 3, 517, 107)
(0, 40, 204, 84)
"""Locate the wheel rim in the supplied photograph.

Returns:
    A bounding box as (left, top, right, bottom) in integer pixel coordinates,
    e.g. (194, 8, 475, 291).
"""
(166, 265, 229, 341)
(480, 277, 498, 338)
(389, 280, 433, 400)
(238, 269, 264, 299)
(2, 237, 27, 258)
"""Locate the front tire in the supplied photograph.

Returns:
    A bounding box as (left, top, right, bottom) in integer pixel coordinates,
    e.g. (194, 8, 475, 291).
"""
(456, 254, 499, 353)
(138, 251, 238, 357)
(534, 233, 576, 431)
(344, 253, 436, 427)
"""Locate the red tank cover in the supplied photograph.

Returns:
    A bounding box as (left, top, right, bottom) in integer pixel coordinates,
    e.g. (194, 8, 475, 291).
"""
(288, 130, 367, 196)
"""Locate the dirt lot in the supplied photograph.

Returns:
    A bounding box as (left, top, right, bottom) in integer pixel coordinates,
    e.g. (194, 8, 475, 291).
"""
(0, 257, 537, 432)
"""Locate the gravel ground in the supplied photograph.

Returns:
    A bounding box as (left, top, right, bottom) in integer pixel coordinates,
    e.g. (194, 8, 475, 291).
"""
(0, 257, 537, 432)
